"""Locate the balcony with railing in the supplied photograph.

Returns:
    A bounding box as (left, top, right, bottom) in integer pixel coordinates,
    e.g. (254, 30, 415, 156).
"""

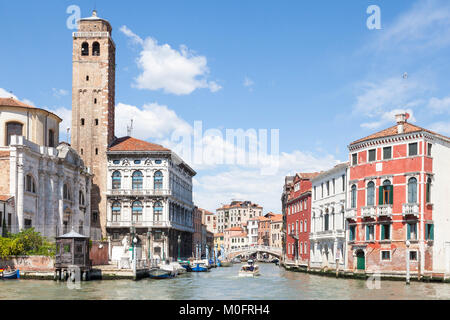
(377, 204, 393, 217)
(345, 208, 357, 220)
(361, 206, 376, 218)
(106, 219, 194, 232)
(402, 203, 420, 217)
(107, 189, 171, 197)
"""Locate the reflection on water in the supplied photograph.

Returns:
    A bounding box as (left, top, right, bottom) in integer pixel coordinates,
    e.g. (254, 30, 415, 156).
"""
(1, 264, 450, 300)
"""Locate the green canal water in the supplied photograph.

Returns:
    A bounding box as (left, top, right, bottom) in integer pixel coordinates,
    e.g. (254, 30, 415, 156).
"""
(1, 263, 450, 300)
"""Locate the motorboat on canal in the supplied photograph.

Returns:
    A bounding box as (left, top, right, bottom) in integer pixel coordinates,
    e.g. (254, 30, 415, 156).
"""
(218, 260, 232, 267)
(238, 260, 260, 277)
(149, 268, 174, 279)
(191, 261, 209, 272)
(0, 269, 20, 280)
(160, 262, 186, 275)
(231, 257, 241, 264)
(178, 260, 192, 272)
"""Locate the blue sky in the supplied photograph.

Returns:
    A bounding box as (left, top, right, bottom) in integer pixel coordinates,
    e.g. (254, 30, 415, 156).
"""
(1, 0, 450, 213)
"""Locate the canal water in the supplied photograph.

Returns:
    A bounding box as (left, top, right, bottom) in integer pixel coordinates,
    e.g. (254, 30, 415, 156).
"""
(1, 263, 450, 300)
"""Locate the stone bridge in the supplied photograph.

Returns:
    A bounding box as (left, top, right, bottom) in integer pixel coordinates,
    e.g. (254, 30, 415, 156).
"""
(226, 245, 282, 259)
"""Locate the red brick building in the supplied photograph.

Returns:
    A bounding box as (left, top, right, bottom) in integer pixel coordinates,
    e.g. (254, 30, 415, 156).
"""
(345, 113, 450, 276)
(285, 172, 320, 263)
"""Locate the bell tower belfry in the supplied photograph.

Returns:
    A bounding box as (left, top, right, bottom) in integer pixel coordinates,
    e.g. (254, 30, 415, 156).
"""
(71, 10, 116, 238)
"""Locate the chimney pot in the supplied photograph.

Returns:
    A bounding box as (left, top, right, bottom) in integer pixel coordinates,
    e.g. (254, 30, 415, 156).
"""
(396, 113, 407, 134)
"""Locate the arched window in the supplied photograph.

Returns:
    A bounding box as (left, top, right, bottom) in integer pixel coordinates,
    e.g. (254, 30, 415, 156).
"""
(6, 122, 23, 146)
(351, 185, 357, 208)
(154, 171, 163, 190)
(324, 213, 329, 231)
(63, 184, 71, 200)
(112, 201, 121, 222)
(132, 201, 143, 222)
(408, 177, 418, 204)
(112, 171, 121, 190)
(25, 174, 36, 193)
(367, 181, 375, 206)
(426, 177, 432, 203)
(380, 180, 393, 205)
(132, 171, 143, 190)
(154, 201, 163, 222)
(304, 220, 307, 232)
(48, 129, 55, 148)
(81, 42, 89, 56)
(79, 191, 85, 206)
(92, 42, 100, 56)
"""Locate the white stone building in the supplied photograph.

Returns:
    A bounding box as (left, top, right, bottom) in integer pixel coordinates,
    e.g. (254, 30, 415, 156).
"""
(310, 163, 348, 270)
(105, 136, 196, 263)
(0, 98, 92, 238)
(247, 217, 259, 246)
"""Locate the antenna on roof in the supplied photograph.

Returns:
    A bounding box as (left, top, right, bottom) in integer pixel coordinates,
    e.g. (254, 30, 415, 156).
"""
(127, 119, 134, 137)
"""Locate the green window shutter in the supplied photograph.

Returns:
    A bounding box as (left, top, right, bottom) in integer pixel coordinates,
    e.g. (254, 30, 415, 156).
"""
(431, 224, 434, 240)
(366, 225, 369, 241)
(389, 185, 394, 205)
(381, 225, 385, 240)
(379, 187, 383, 205)
(407, 223, 411, 240)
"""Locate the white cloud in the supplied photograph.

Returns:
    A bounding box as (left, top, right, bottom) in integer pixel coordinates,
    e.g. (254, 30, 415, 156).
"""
(427, 96, 450, 114)
(243, 77, 254, 91)
(429, 121, 450, 136)
(120, 25, 221, 95)
(371, 0, 450, 52)
(361, 108, 416, 129)
(0, 88, 18, 99)
(52, 88, 69, 98)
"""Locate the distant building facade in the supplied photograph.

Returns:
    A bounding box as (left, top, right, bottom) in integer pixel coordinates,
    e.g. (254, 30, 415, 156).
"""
(216, 201, 262, 233)
(310, 163, 348, 270)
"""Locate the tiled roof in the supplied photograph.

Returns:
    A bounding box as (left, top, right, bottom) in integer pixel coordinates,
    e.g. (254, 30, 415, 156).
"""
(295, 172, 322, 180)
(109, 136, 170, 152)
(214, 232, 224, 237)
(0, 195, 13, 202)
(350, 122, 450, 145)
(225, 226, 243, 232)
(270, 214, 283, 222)
(0, 98, 62, 121)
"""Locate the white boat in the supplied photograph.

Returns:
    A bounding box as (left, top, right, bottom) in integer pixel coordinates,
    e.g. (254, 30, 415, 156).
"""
(238, 260, 260, 277)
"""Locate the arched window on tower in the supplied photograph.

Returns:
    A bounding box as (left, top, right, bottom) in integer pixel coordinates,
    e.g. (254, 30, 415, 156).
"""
(48, 129, 55, 148)
(6, 121, 23, 146)
(81, 42, 89, 56)
(112, 171, 121, 190)
(92, 42, 100, 56)
(25, 174, 36, 193)
(63, 184, 71, 200)
(79, 191, 85, 207)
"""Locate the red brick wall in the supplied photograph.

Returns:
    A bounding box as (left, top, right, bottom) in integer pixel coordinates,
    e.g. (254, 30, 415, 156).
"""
(0, 256, 54, 271)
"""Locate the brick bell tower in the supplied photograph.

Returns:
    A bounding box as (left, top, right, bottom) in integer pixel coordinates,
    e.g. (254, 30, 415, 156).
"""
(71, 10, 116, 239)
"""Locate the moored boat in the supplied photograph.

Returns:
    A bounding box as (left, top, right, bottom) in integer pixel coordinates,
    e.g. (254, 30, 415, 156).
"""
(149, 268, 173, 279)
(191, 262, 209, 272)
(238, 260, 260, 277)
(219, 260, 232, 267)
(0, 269, 20, 280)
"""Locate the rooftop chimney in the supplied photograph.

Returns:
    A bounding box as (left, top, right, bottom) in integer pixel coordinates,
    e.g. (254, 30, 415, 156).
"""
(395, 113, 409, 134)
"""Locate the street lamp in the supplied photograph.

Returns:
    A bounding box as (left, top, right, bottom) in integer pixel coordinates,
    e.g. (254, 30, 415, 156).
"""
(406, 240, 411, 285)
(147, 230, 152, 265)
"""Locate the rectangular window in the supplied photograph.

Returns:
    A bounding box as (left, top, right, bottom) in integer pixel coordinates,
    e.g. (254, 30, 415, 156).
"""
(366, 225, 374, 241)
(427, 143, 432, 156)
(381, 251, 391, 261)
(407, 223, 417, 240)
(24, 219, 32, 230)
(425, 224, 434, 240)
(368, 149, 376, 162)
(383, 147, 392, 160)
(408, 143, 418, 156)
(409, 251, 418, 261)
(352, 153, 358, 166)
(342, 175, 345, 192)
(381, 224, 391, 240)
(349, 226, 356, 241)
